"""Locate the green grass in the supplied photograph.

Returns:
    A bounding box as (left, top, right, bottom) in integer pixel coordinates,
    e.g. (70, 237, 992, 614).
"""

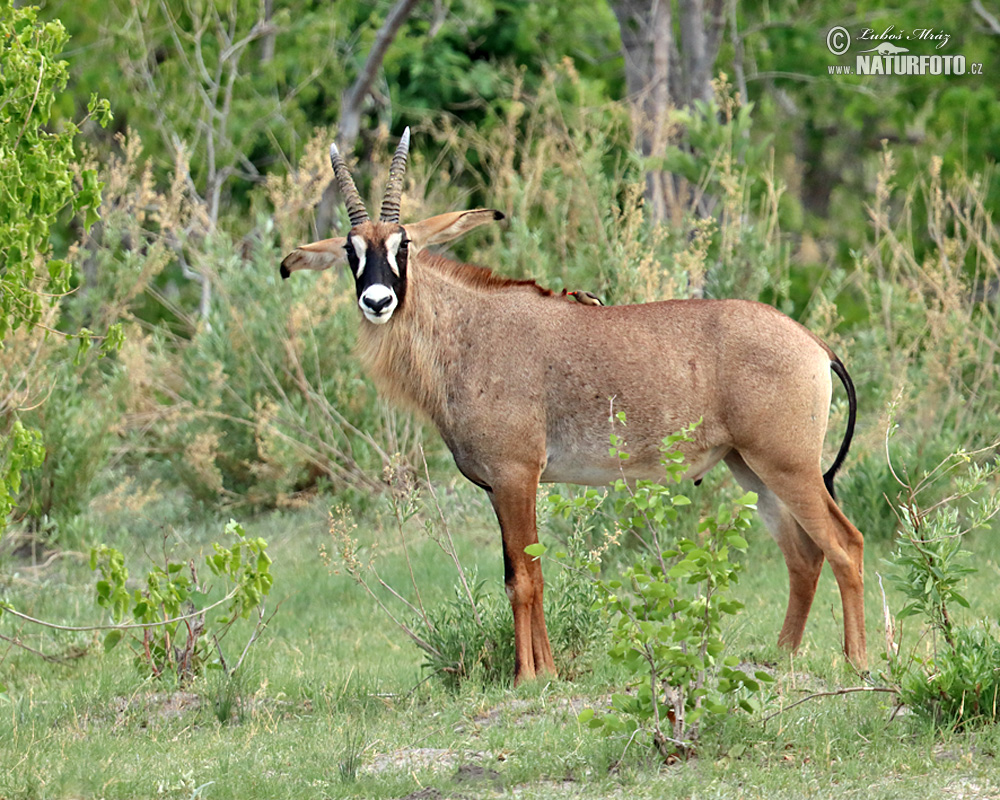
(2, 485, 1000, 799)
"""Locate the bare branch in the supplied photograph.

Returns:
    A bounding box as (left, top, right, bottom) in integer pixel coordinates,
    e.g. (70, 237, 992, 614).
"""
(0, 586, 241, 633)
(339, 0, 421, 149)
(0, 630, 82, 664)
(972, 0, 1000, 34)
(761, 686, 900, 724)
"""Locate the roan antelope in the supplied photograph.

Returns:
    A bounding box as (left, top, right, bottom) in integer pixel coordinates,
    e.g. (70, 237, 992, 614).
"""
(281, 129, 866, 684)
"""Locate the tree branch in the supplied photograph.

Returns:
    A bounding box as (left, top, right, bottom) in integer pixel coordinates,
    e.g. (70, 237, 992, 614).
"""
(339, 0, 421, 149)
(973, 0, 1000, 35)
(761, 686, 900, 725)
(0, 586, 240, 633)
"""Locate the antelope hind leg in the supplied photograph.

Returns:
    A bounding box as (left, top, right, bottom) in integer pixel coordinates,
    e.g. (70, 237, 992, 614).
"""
(725, 453, 825, 652)
(730, 451, 867, 670)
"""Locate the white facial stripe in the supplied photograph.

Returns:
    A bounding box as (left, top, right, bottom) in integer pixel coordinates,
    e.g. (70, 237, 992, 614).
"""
(385, 231, 403, 277)
(350, 235, 368, 278)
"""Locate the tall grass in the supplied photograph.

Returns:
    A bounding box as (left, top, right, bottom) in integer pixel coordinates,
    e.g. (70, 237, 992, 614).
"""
(860, 148, 1000, 445)
(834, 149, 1000, 539)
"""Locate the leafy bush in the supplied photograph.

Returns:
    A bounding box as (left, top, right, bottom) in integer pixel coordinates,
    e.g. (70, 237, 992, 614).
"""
(15, 359, 118, 537)
(901, 625, 1000, 729)
(0, 0, 115, 535)
(90, 520, 273, 683)
(541, 422, 774, 759)
(881, 426, 1000, 730)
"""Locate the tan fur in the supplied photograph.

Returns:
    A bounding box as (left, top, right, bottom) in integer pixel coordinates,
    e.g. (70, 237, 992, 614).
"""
(285, 211, 866, 685)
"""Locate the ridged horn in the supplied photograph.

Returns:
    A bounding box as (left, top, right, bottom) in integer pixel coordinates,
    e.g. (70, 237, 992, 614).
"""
(329, 142, 369, 228)
(379, 127, 411, 223)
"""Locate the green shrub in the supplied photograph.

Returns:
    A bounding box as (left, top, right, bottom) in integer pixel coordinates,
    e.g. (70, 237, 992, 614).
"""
(90, 519, 273, 683)
(901, 625, 1000, 729)
(16, 360, 118, 538)
(0, 1, 114, 536)
(882, 430, 1000, 730)
(539, 422, 774, 759)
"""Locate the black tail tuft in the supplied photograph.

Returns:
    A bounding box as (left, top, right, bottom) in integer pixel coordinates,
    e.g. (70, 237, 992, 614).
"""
(823, 356, 857, 500)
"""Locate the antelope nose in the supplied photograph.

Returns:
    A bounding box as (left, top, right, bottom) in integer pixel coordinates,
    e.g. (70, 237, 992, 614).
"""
(364, 295, 392, 314)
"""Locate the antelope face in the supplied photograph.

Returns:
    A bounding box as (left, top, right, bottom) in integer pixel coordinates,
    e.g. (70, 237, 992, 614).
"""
(345, 222, 409, 325)
(282, 131, 504, 321)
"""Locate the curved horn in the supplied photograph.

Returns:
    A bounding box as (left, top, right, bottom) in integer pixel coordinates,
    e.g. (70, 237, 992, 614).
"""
(329, 142, 369, 228)
(379, 127, 411, 223)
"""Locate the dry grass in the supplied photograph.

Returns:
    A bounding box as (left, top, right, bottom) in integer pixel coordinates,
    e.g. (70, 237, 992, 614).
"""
(858, 143, 1000, 446)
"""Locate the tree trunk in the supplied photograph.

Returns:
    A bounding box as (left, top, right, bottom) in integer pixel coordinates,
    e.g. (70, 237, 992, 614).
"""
(610, 0, 726, 225)
(260, 0, 276, 64)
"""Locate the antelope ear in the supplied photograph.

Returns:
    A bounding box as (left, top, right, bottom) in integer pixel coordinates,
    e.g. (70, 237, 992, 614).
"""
(279, 237, 348, 279)
(404, 209, 505, 249)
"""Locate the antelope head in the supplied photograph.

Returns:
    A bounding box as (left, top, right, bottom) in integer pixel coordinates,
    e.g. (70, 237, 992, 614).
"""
(280, 127, 504, 325)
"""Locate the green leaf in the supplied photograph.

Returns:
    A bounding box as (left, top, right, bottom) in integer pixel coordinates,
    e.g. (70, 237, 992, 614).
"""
(103, 630, 124, 652)
(524, 543, 546, 557)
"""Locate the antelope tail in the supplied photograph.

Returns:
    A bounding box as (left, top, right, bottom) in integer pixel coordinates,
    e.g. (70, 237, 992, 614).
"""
(823, 356, 857, 500)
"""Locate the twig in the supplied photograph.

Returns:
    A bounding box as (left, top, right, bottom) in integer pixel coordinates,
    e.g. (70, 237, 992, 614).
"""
(388, 476, 432, 633)
(229, 599, 280, 675)
(761, 686, 900, 724)
(0, 586, 240, 632)
(352, 571, 443, 659)
(419, 445, 483, 627)
(12, 55, 46, 151)
(0, 631, 80, 664)
(610, 727, 643, 771)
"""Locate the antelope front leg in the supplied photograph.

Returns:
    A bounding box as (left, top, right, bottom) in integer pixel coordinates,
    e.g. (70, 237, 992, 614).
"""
(487, 476, 557, 685)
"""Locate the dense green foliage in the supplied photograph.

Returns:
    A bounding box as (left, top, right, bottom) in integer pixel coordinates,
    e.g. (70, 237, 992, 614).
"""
(0, 1, 106, 341)
(15, 2, 997, 523)
(0, 0, 113, 535)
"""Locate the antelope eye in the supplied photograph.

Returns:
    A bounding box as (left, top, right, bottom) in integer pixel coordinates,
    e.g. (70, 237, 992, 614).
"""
(344, 242, 355, 256)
